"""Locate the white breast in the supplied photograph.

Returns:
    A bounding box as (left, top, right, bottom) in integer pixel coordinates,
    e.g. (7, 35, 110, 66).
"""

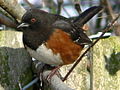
(25, 44, 64, 65)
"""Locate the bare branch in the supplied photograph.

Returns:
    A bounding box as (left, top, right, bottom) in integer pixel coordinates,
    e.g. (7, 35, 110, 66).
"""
(0, 7, 13, 20)
(57, 0, 63, 14)
(101, 0, 115, 20)
(0, 13, 17, 28)
(0, 0, 26, 22)
(74, 1, 82, 14)
(0, 7, 18, 28)
(24, 0, 34, 8)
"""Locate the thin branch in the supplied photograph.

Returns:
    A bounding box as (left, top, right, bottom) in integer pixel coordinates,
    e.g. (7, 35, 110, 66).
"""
(0, 13, 17, 28)
(0, 7, 18, 28)
(0, 7, 13, 20)
(74, 1, 82, 14)
(24, 0, 34, 8)
(63, 14, 120, 81)
(0, 0, 26, 22)
(57, 0, 63, 14)
(62, 7, 71, 17)
(102, 0, 115, 20)
(0, 6, 18, 24)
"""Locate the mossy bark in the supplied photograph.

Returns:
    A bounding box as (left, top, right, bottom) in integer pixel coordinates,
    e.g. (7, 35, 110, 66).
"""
(60, 54, 90, 90)
(0, 30, 32, 90)
(93, 36, 120, 90)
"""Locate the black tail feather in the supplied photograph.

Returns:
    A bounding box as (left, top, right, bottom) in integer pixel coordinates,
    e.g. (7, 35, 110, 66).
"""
(74, 6, 103, 26)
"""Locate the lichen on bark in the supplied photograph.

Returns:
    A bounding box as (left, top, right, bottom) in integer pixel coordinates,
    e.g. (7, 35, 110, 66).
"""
(0, 30, 33, 90)
(93, 36, 120, 90)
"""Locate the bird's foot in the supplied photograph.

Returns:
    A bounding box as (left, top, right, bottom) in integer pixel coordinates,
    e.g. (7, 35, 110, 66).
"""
(46, 66, 61, 82)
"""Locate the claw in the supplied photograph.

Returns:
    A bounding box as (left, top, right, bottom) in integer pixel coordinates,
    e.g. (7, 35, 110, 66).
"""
(46, 66, 61, 82)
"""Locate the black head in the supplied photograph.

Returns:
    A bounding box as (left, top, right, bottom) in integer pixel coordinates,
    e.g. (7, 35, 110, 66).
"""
(17, 8, 52, 29)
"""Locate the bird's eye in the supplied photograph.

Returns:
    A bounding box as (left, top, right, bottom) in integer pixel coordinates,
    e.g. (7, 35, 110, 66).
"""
(31, 18, 36, 23)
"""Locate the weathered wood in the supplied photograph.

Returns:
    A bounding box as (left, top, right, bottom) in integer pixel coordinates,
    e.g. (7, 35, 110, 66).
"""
(60, 56, 90, 90)
(93, 36, 120, 90)
(0, 30, 32, 90)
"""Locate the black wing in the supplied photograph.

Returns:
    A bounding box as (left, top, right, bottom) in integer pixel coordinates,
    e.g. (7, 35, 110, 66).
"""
(53, 20, 92, 45)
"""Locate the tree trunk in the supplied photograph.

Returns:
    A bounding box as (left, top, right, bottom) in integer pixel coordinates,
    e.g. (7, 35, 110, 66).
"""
(0, 30, 32, 90)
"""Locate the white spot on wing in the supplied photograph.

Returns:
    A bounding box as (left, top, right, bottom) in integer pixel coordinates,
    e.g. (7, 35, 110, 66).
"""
(26, 44, 63, 65)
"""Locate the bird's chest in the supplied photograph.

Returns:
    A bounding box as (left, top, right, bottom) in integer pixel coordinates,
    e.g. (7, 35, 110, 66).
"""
(25, 44, 64, 65)
(45, 29, 83, 65)
(24, 29, 83, 65)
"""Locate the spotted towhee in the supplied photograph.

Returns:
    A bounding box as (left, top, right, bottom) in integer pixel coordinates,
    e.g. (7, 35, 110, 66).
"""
(17, 6, 102, 66)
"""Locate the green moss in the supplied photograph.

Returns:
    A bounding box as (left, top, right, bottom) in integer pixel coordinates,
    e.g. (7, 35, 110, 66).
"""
(105, 50, 120, 75)
(0, 48, 10, 87)
(0, 31, 33, 90)
(93, 36, 120, 90)
(0, 48, 33, 90)
(19, 68, 33, 90)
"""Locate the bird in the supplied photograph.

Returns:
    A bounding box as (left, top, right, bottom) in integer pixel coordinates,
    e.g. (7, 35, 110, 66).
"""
(17, 6, 102, 78)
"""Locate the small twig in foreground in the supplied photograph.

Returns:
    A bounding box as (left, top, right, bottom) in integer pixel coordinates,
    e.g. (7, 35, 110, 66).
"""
(63, 14, 120, 82)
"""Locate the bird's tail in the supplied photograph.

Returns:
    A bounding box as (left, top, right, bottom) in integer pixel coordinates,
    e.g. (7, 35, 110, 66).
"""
(74, 6, 103, 26)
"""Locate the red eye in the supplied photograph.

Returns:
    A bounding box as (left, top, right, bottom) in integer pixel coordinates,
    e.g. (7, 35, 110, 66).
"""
(31, 18, 36, 23)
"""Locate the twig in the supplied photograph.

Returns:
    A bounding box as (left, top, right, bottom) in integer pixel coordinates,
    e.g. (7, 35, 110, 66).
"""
(63, 13, 120, 81)
(0, 7, 17, 28)
(24, 0, 34, 8)
(74, 1, 82, 14)
(0, 13, 17, 28)
(57, 0, 63, 15)
(101, 0, 115, 20)
(0, 7, 13, 20)
(0, 6, 18, 24)
(62, 7, 71, 17)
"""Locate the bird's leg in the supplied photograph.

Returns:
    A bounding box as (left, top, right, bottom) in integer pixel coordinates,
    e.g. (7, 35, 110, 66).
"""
(47, 66, 61, 81)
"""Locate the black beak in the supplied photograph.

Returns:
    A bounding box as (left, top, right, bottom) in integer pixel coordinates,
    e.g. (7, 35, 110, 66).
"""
(17, 23, 29, 28)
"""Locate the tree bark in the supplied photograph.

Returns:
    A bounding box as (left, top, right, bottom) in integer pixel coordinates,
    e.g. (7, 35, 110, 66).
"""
(0, 30, 33, 90)
(93, 36, 120, 90)
(60, 56, 90, 90)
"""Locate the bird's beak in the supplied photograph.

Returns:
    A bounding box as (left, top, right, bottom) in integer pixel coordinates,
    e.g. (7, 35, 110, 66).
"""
(17, 23, 29, 28)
